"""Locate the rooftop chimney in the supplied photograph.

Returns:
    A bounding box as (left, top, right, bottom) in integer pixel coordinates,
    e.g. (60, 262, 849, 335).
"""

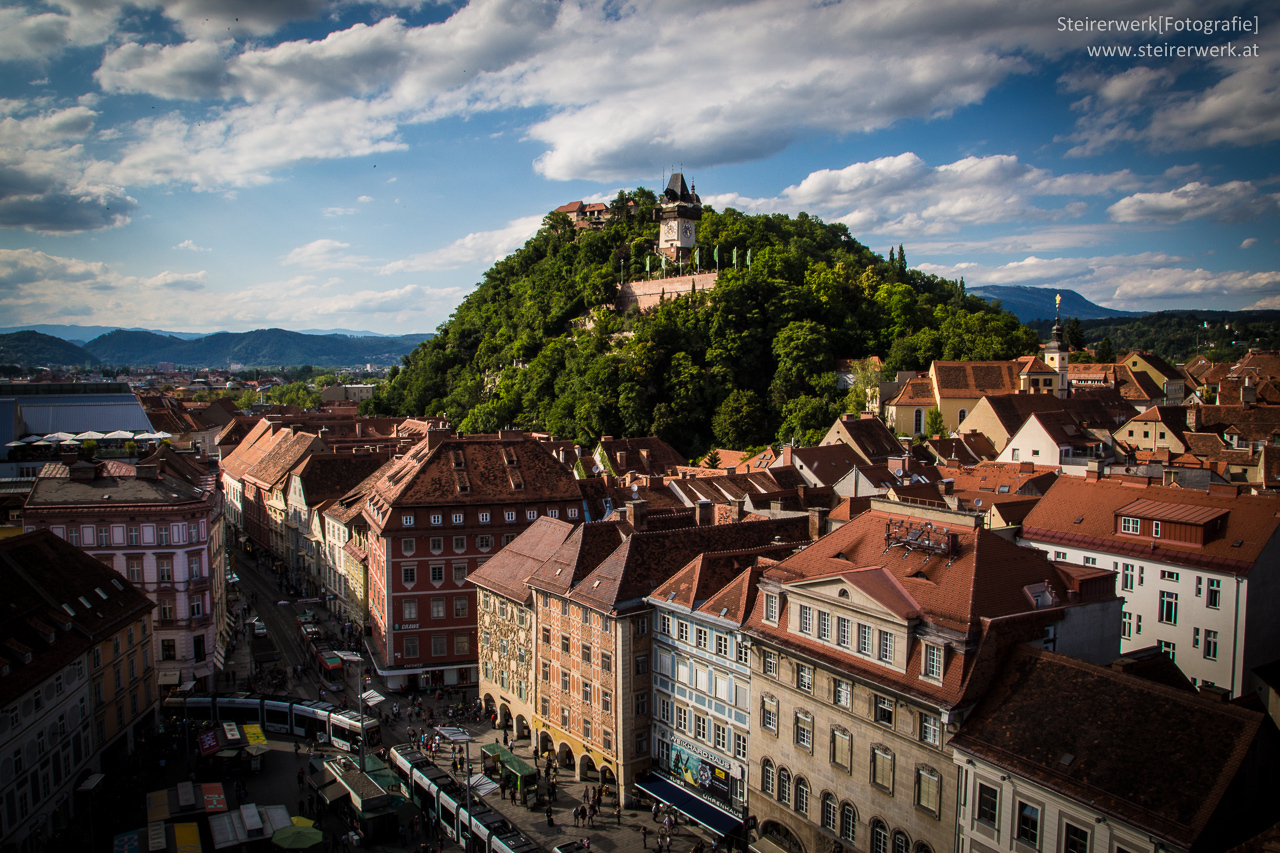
(426, 429, 456, 453)
(695, 500, 713, 526)
(1186, 406, 1201, 432)
(1198, 683, 1231, 703)
(808, 507, 829, 540)
(731, 498, 745, 523)
(627, 499, 648, 531)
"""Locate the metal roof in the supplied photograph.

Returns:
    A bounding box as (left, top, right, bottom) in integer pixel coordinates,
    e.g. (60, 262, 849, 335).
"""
(15, 398, 152, 435)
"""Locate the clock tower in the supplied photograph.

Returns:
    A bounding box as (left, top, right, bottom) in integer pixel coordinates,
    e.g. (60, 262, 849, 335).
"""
(655, 172, 702, 262)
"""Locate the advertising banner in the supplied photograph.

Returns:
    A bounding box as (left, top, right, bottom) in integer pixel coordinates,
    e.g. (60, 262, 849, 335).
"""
(668, 735, 733, 806)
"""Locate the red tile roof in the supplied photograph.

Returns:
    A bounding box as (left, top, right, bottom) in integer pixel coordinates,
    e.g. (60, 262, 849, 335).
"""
(932, 361, 1021, 398)
(950, 645, 1264, 849)
(1022, 476, 1280, 574)
(468, 516, 576, 603)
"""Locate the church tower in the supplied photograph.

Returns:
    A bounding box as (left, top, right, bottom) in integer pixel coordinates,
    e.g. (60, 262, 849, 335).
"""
(1042, 293, 1070, 398)
(655, 173, 702, 263)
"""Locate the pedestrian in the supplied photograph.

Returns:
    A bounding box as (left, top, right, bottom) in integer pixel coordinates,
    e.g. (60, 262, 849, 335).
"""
(583, 839, 590, 852)
(584, 785, 590, 803)
(545, 806, 555, 828)
(615, 805, 621, 825)
(652, 803, 660, 823)
(641, 827, 649, 849)
(572, 806, 580, 828)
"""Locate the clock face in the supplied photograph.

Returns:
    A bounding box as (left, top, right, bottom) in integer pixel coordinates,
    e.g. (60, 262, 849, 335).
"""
(681, 222, 694, 239)
(662, 221, 676, 239)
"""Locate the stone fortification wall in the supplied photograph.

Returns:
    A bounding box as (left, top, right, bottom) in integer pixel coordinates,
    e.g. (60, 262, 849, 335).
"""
(615, 272, 720, 313)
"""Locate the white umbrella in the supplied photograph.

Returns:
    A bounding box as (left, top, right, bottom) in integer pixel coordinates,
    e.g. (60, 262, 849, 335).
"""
(5, 441, 24, 447)
(43, 432, 74, 441)
(153, 431, 173, 439)
(20, 435, 42, 443)
(30, 440, 52, 446)
(103, 430, 135, 440)
(75, 431, 106, 441)
(134, 432, 158, 440)
(60, 439, 80, 446)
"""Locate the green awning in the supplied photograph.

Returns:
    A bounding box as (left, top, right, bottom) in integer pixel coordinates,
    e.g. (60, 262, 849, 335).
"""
(479, 743, 536, 778)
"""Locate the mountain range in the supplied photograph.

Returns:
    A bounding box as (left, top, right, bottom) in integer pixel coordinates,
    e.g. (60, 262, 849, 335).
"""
(967, 286, 1143, 322)
(0, 323, 416, 345)
(0, 328, 433, 368)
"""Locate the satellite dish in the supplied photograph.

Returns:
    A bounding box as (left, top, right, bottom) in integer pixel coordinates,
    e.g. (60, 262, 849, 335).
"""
(593, 465, 603, 474)
(632, 484, 639, 493)
(894, 468, 904, 477)
(974, 498, 983, 507)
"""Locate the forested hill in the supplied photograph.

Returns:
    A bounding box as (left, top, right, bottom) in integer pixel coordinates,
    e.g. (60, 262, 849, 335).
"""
(84, 328, 430, 368)
(362, 191, 1040, 457)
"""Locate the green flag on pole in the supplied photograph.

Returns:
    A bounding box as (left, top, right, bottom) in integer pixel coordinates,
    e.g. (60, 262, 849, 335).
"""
(733, 247, 738, 268)
(646, 255, 650, 274)
(695, 247, 700, 269)
(747, 248, 752, 268)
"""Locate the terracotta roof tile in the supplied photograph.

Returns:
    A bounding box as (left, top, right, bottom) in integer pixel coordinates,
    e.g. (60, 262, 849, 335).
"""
(950, 645, 1264, 848)
(468, 516, 576, 603)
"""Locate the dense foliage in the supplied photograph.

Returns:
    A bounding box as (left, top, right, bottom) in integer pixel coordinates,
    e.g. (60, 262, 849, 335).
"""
(364, 193, 1039, 455)
(1029, 310, 1280, 363)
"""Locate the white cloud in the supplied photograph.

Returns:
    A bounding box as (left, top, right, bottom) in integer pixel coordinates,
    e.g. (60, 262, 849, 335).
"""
(0, 246, 448, 332)
(0, 102, 135, 233)
(173, 239, 210, 251)
(704, 153, 1140, 237)
(78, 0, 1230, 191)
(1242, 237, 1259, 249)
(1107, 181, 1279, 224)
(380, 214, 542, 273)
(0, 248, 207, 324)
(322, 207, 356, 216)
(919, 252, 1280, 310)
(357, 195, 373, 203)
(1062, 29, 1280, 155)
(281, 238, 374, 270)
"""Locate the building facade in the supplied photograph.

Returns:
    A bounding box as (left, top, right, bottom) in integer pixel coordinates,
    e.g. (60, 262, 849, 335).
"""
(22, 451, 226, 691)
(742, 499, 1121, 853)
(0, 532, 157, 851)
(363, 430, 583, 689)
(1020, 474, 1280, 696)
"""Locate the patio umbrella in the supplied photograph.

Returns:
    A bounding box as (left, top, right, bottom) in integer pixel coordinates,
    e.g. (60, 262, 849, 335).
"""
(103, 430, 135, 440)
(75, 431, 106, 440)
(59, 439, 80, 446)
(153, 431, 173, 439)
(134, 432, 158, 440)
(271, 826, 323, 849)
(290, 818, 314, 828)
(245, 743, 271, 756)
(5, 441, 24, 447)
(31, 440, 52, 446)
(43, 432, 74, 441)
(20, 435, 42, 443)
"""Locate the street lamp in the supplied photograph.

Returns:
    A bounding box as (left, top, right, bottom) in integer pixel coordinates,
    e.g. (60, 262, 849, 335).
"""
(337, 650, 379, 770)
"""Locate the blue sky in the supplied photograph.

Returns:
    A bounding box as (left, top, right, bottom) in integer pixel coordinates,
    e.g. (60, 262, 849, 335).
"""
(1, 0, 1277, 335)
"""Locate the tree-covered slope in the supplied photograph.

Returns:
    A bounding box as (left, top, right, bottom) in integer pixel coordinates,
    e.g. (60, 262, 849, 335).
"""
(364, 192, 1040, 456)
(0, 330, 100, 367)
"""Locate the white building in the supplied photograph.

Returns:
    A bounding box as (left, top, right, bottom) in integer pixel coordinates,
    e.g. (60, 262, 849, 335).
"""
(1019, 474, 1280, 697)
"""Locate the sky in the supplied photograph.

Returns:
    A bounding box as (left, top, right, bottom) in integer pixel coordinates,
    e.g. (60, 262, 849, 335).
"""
(0, 0, 1277, 336)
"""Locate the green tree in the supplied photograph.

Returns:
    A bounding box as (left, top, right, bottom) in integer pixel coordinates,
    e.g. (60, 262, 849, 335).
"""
(1065, 317, 1086, 350)
(702, 449, 722, 468)
(776, 396, 840, 446)
(923, 408, 947, 438)
(235, 389, 258, 411)
(712, 389, 771, 449)
(1095, 337, 1115, 364)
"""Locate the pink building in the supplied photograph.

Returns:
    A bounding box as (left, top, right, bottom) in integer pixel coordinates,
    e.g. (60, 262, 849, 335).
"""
(22, 448, 227, 691)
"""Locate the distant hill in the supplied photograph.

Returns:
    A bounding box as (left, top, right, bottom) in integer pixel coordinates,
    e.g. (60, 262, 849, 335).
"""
(0, 323, 212, 342)
(84, 328, 432, 368)
(968, 286, 1143, 322)
(0, 331, 100, 367)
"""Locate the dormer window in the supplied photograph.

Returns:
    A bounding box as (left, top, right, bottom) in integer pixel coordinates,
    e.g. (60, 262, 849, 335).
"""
(1121, 517, 1139, 534)
(922, 644, 944, 681)
(798, 605, 812, 635)
(1153, 521, 1162, 538)
(764, 594, 779, 624)
(402, 514, 414, 527)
